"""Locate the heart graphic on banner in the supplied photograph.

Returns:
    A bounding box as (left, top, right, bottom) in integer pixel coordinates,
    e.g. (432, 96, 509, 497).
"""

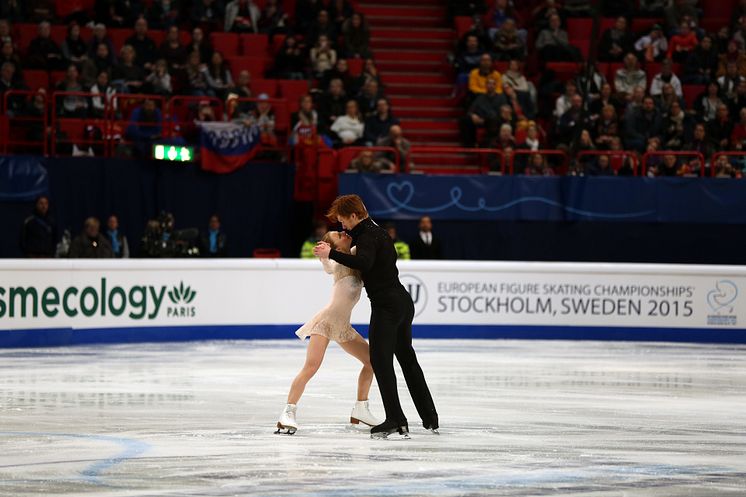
(386, 181, 415, 207)
(706, 280, 738, 313)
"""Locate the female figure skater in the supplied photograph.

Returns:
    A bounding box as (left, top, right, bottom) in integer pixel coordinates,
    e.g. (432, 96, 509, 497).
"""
(276, 231, 380, 434)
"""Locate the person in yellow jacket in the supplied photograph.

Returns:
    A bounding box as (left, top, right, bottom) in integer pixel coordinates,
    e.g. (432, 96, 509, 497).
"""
(468, 54, 503, 95)
(300, 220, 328, 258)
(384, 222, 410, 260)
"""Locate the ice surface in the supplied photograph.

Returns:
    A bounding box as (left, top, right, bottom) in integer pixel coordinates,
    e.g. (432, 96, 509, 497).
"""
(0, 339, 745, 496)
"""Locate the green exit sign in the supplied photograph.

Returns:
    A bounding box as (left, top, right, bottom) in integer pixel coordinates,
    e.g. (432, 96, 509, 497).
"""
(153, 145, 194, 162)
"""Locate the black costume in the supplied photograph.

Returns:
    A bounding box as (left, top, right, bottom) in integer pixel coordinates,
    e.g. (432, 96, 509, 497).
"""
(329, 217, 438, 432)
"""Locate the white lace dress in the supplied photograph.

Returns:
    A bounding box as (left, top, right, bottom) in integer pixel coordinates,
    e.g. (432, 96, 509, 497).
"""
(295, 253, 364, 343)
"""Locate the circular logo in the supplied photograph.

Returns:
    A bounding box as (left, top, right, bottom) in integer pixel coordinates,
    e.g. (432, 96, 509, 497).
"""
(400, 274, 428, 317)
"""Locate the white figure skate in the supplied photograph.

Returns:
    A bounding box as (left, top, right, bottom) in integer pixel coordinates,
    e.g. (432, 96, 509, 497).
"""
(275, 404, 298, 435)
(349, 400, 381, 427)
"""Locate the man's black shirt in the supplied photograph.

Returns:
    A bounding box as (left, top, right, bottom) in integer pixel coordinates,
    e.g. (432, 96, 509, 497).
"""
(328, 217, 400, 299)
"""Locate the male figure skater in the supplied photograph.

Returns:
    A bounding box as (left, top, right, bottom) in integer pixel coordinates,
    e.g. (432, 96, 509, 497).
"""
(313, 195, 438, 439)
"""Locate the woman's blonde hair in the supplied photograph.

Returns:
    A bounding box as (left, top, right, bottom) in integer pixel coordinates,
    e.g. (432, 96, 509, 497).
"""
(321, 231, 351, 253)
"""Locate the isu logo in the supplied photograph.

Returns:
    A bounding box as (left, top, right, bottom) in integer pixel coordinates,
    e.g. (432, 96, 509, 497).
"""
(400, 274, 428, 317)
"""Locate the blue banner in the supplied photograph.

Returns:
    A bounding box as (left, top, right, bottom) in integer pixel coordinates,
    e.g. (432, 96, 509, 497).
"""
(0, 155, 49, 201)
(339, 174, 746, 224)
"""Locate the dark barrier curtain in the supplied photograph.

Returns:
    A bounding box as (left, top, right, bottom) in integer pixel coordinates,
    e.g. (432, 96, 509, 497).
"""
(0, 157, 295, 258)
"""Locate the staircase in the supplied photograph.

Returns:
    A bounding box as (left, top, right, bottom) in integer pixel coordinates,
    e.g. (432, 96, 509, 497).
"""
(359, 1, 476, 173)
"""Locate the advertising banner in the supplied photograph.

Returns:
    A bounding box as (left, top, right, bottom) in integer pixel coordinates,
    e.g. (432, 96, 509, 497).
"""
(1, 260, 745, 346)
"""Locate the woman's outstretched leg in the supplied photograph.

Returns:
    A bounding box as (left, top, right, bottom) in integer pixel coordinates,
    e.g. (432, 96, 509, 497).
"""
(287, 335, 330, 404)
(339, 334, 381, 426)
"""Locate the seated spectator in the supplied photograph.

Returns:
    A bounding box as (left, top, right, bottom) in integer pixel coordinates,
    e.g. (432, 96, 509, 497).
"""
(106, 215, 130, 258)
(576, 61, 607, 103)
(493, 18, 525, 61)
(656, 83, 683, 115)
(87, 24, 116, 66)
(69, 217, 114, 258)
(90, 69, 117, 117)
(356, 79, 383, 118)
(485, 0, 523, 35)
(585, 153, 616, 176)
(385, 223, 410, 260)
(125, 98, 163, 157)
(319, 78, 347, 133)
(516, 120, 544, 150)
(503, 59, 537, 114)
(684, 123, 713, 164)
(200, 215, 227, 257)
(598, 16, 634, 62)
(61, 23, 89, 68)
(342, 13, 370, 59)
(634, 24, 668, 62)
(0, 62, 24, 111)
(205, 52, 233, 100)
(349, 149, 387, 172)
(664, 0, 698, 35)
(300, 220, 327, 258)
(730, 79, 746, 116)
(731, 107, 746, 150)
(356, 58, 381, 89)
(310, 35, 337, 80)
(649, 153, 683, 177)
(0, 41, 22, 83)
(706, 104, 733, 151)
(614, 53, 646, 101)
(191, 0, 224, 30)
(554, 79, 579, 121)
(188, 28, 214, 65)
(330, 0, 354, 32)
(331, 99, 364, 146)
(623, 86, 646, 123)
(713, 155, 739, 178)
(247, 93, 277, 146)
(377, 124, 412, 171)
(55, 64, 89, 117)
(525, 152, 555, 176)
(184, 51, 211, 96)
(683, 35, 719, 84)
(483, 122, 515, 156)
(639, 0, 666, 15)
(650, 59, 682, 98)
(535, 14, 578, 62)
(159, 26, 188, 72)
(290, 94, 318, 145)
(594, 104, 619, 149)
(308, 10, 337, 47)
(230, 69, 253, 99)
(27, 21, 64, 70)
(667, 22, 697, 64)
(571, 129, 596, 166)
(718, 61, 743, 101)
(502, 84, 528, 121)
(111, 45, 145, 93)
(363, 98, 399, 145)
(589, 83, 618, 120)
(322, 58, 357, 95)
(274, 36, 305, 80)
(147, 0, 181, 29)
(454, 34, 486, 76)
(718, 40, 746, 78)
(20, 196, 57, 258)
(694, 82, 726, 122)
(145, 59, 172, 95)
(468, 54, 503, 96)
(91, 42, 114, 75)
(224, 0, 261, 33)
(461, 77, 506, 147)
(531, 0, 566, 32)
(557, 94, 586, 148)
(258, 0, 289, 35)
(94, 0, 131, 27)
(662, 100, 691, 149)
(125, 18, 157, 71)
(625, 95, 662, 152)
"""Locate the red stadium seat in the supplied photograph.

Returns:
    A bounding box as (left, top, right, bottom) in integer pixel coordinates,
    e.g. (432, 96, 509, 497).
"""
(702, 1, 736, 19)
(567, 18, 592, 41)
(454, 16, 474, 39)
(347, 58, 364, 76)
(23, 70, 49, 91)
(227, 56, 268, 80)
(211, 32, 241, 56)
(278, 80, 309, 113)
(253, 248, 281, 258)
(682, 84, 705, 109)
(631, 18, 661, 35)
(573, 39, 591, 59)
(49, 70, 66, 88)
(242, 34, 269, 57)
(251, 79, 278, 97)
(108, 28, 131, 53)
(14, 24, 38, 55)
(547, 62, 581, 82)
(270, 34, 286, 54)
(50, 25, 68, 46)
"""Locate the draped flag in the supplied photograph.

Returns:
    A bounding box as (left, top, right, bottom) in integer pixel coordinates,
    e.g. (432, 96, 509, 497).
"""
(199, 121, 261, 174)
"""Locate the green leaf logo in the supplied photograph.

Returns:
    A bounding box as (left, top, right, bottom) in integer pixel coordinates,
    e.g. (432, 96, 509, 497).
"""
(168, 281, 197, 304)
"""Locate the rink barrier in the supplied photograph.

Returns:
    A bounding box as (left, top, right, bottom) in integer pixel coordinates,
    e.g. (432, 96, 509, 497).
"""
(1, 259, 746, 347)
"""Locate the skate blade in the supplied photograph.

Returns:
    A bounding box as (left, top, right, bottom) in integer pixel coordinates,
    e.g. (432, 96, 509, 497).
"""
(427, 428, 440, 435)
(370, 431, 410, 440)
(275, 422, 297, 435)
